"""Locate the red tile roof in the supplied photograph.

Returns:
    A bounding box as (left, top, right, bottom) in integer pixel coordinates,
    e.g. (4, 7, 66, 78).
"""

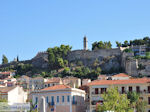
(41, 84, 71, 91)
(0, 86, 16, 93)
(112, 73, 129, 77)
(0, 72, 11, 75)
(88, 78, 150, 86)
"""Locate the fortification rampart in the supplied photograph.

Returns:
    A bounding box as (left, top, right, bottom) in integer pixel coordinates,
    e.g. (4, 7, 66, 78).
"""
(67, 48, 121, 61)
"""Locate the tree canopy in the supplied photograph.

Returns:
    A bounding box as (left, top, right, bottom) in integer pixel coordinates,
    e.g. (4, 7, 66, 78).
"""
(47, 45, 72, 69)
(2, 55, 8, 64)
(92, 41, 112, 50)
(96, 87, 132, 112)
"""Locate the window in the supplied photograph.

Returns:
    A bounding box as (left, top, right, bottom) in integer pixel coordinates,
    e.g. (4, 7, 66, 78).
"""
(73, 96, 75, 102)
(136, 86, 140, 93)
(148, 86, 150, 93)
(51, 96, 54, 103)
(95, 88, 98, 94)
(35, 97, 38, 104)
(101, 88, 107, 94)
(148, 97, 150, 105)
(67, 96, 70, 102)
(48, 84, 50, 87)
(122, 87, 125, 94)
(46, 96, 49, 103)
(129, 86, 132, 92)
(62, 96, 64, 102)
(57, 96, 59, 103)
(51, 108, 54, 111)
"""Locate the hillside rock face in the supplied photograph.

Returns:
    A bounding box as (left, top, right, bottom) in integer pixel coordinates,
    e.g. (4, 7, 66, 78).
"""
(67, 48, 122, 72)
(1, 48, 150, 77)
(31, 52, 49, 68)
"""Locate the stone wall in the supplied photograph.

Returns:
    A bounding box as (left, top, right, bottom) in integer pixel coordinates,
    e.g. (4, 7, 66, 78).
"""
(67, 48, 121, 61)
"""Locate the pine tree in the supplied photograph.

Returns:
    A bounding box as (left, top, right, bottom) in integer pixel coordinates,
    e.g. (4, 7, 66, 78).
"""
(2, 55, 8, 64)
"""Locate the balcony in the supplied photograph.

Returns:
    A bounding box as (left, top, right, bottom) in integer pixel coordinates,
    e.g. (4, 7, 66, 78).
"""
(48, 102, 55, 106)
(91, 100, 103, 105)
(72, 101, 77, 105)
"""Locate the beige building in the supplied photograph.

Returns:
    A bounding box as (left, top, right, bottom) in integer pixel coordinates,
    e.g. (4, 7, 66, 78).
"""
(88, 78, 150, 112)
(44, 77, 63, 88)
(82, 79, 91, 85)
(17, 76, 44, 91)
(32, 84, 86, 112)
(0, 86, 27, 104)
(111, 73, 130, 80)
(62, 76, 81, 88)
(0, 78, 17, 87)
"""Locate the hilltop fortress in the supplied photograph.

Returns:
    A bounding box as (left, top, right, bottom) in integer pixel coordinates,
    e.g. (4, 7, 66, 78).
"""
(1, 37, 150, 77)
(30, 37, 150, 77)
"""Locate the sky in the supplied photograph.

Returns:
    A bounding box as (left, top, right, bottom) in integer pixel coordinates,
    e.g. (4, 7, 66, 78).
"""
(0, 0, 150, 63)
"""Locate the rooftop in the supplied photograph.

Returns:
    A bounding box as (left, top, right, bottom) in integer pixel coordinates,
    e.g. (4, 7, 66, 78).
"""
(112, 73, 129, 77)
(0, 86, 16, 93)
(41, 84, 71, 91)
(88, 78, 150, 86)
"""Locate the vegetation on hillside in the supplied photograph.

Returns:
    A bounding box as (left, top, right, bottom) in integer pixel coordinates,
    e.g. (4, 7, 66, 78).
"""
(116, 37, 150, 48)
(47, 45, 72, 69)
(2, 55, 8, 64)
(92, 41, 112, 50)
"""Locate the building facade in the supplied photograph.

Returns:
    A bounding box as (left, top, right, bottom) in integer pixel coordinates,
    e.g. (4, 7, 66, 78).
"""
(88, 78, 150, 112)
(32, 85, 86, 112)
(0, 86, 27, 104)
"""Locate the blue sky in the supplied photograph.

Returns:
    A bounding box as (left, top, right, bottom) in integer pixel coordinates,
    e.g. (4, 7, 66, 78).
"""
(0, 0, 150, 63)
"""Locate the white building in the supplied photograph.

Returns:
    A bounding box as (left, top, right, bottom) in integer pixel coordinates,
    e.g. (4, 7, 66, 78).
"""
(111, 73, 130, 80)
(82, 79, 91, 85)
(32, 84, 86, 112)
(0, 86, 27, 104)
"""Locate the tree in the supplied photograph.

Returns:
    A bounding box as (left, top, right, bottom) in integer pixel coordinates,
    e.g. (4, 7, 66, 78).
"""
(17, 56, 19, 62)
(0, 95, 7, 102)
(64, 60, 68, 67)
(127, 92, 147, 112)
(136, 99, 147, 112)
(122, 40, 129, 47)
(93, 59, 99, 68)
(2, 55, 8, 64)
(92, 41, 112, 50)
(56, 57, 64, 68)
(97, 87, 132, 112)
(116, 41, 122, 47)
(63, 67, 70, 74)
(127, 92, 139, 108)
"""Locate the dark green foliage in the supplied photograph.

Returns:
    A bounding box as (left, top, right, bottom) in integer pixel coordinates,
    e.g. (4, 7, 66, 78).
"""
(127, 92, 147, 111)
(122, 40, 129, 47)
(116, 41, 122, 47)
(47, 45, 72, 69)
(17, 56, 19, 62)
(2, 55, 8, 64)
(16, 63, 33, 75)
(124, 48, 133, 53)
(119, 36, 150, 47)
(138, 64, 145, 70)
(92, 41, 112, 50)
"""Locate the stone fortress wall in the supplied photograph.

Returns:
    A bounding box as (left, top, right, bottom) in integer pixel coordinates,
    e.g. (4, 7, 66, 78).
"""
(67, 48, 121, 61)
